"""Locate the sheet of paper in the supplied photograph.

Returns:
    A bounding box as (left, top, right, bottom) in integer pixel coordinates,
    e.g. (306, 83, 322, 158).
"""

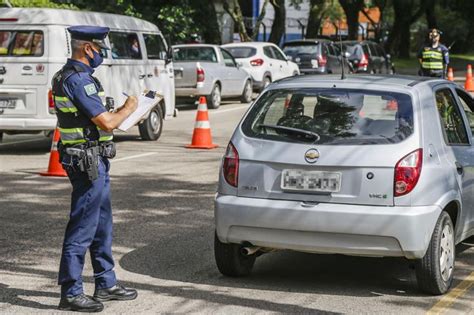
(117, 94, 162, 131)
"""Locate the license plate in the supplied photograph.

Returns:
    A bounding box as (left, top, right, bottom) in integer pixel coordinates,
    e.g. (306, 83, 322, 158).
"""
(0, 99, 16, 109)
(281, 169, 341, 193)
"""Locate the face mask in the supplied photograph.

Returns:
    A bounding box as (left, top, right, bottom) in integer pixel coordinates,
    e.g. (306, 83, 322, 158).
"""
(86, 49, 104, 68)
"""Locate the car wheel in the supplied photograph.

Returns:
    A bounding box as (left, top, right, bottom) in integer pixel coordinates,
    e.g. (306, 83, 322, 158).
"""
(240, 80, 253, 103)
(263, 76, 271, 88)
(138, 105, 163, 141)
(370, 68, 376, 74)
(207, 84, 221, 109)
(214, 232, 256, 277)
(292, 71, 298, 76)
(415, 211, 455, 295)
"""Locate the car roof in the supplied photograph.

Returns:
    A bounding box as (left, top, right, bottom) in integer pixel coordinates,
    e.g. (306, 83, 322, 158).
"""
(173, 44, 218, 48)
(222, 42, 275, 48)
(283, 39, 331, 45)
(271, 74, 448, 90)
(0, 8, 158, 32)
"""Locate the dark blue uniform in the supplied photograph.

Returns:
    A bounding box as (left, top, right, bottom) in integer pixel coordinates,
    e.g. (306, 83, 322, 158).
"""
(54, 27, 116, 298)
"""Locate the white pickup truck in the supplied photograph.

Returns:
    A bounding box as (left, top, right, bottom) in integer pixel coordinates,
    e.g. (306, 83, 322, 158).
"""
(173, 44, 252, 109)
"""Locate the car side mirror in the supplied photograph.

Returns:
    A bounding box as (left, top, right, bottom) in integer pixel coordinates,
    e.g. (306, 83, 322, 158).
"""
(165, 46, 173, 65)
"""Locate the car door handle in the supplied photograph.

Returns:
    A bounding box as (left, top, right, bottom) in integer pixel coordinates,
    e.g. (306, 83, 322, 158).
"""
(138, 74, 146, 79)
(455, 161, 464, 175)
(147, 73, 153, 78)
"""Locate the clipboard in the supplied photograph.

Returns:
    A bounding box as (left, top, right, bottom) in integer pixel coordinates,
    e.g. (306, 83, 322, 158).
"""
(118, 91, 163, 132)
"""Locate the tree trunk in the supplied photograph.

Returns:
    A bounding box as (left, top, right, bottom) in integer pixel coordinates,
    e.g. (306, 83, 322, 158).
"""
(306, 0, 327, 38)
(269, 0, 286, 44)
(191, 0, 221, 44)
(339, 0, 364, 40)
(223, 0, 252, 42)
(425, 0, 437, 29)
(399, 22, 411, 58)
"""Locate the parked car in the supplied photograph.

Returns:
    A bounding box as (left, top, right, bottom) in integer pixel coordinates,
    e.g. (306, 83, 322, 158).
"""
(173, 44, 252, 109)
(214, 74, 474, 295)
(343, 40, 395, 74)
(0, 7, 175, 141)
(222, 42, 299, 92)
(282, 39, 348, 74)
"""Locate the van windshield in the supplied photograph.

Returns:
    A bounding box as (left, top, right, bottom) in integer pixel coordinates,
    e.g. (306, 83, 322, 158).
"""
(0, 30, 44, 57)
(241, 88, 414, 145)
(173, 47, 217, 62)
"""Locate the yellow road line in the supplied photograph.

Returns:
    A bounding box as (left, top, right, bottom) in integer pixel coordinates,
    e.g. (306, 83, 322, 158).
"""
(427, 271, 474, 315)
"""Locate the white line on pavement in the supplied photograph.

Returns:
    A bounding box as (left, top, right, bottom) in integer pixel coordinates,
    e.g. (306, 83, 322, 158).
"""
(210, 105, 249, 114)
(111, 152, 157, 163)
(0, 138, 46, 147)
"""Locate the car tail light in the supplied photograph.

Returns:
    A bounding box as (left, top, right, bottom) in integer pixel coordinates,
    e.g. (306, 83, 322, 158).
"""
(394, 149, 423, 197)
(250, 58, 264, 66)
(0, 18, 18, 22)
(359, 53, 369, 68)
(197, 66, 205, 83)
(48, 89, 55, 114)
(223, 142, 239, 187)
(318, 54, 327, 66)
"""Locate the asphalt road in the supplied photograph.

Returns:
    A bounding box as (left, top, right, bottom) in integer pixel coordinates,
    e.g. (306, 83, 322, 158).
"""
(1, 101, 474, 314)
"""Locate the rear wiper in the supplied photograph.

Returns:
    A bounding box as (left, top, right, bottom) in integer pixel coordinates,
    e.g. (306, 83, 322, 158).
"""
(259, 124, 321, 142)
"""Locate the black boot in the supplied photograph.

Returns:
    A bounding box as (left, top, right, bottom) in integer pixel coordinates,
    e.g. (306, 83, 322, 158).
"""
(93, 283, 137, 302)
(58, 293, 104, 312)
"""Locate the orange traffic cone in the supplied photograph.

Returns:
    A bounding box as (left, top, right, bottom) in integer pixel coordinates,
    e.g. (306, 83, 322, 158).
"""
(465, 65, 474, 92)
(186, 96, 218, 149)
(447, 67, 454, 81)
(40, 127, 67, 177)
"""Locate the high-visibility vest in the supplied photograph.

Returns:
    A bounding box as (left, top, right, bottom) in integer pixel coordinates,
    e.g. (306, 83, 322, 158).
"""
(51, 64, 113, 146)
(421, 46, 444, 70)
(0, 47, 7, 55)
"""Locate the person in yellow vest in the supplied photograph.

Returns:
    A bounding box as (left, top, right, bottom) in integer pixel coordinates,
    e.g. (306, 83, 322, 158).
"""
(418, 28, 449, 78)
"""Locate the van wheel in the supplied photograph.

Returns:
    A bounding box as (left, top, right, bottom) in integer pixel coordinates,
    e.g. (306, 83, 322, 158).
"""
(214, 232, 255, 277)
(207, 84, 221, 109)
(415, 211, 455, 295)
(139, 106, 163, 141)
(240, 80, 252, 103)
(263, 76, 271, 89)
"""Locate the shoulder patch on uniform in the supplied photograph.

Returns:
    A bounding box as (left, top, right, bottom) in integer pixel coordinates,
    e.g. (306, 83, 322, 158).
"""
(84, 83, 97, 96)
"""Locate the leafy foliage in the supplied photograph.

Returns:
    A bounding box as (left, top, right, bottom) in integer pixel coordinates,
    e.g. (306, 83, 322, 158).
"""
(157, 3, 200, 44)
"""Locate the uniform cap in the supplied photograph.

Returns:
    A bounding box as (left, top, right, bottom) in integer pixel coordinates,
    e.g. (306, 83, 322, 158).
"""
(67, 25, 110, 49)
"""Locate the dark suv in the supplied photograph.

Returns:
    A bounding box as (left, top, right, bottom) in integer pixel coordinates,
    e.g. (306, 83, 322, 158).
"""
(282, 39, 347, 74)
(342, 40, 395, 74)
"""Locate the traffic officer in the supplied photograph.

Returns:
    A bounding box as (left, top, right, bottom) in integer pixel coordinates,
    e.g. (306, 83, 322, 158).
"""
(53, 25, 138, 312)
(418, 28, 449, 78)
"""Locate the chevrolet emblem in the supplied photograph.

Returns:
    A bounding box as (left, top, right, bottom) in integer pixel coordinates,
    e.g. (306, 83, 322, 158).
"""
(304, 149, 320, 163)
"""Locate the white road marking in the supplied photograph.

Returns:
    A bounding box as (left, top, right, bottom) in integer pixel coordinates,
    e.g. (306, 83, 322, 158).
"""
(210, 105, 249, 114)
(0, 138, 46, 147)
(111, 152, 157, 163)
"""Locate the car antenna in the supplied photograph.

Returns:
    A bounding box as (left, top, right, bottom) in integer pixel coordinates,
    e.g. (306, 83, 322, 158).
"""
(338, 21, 346, 80)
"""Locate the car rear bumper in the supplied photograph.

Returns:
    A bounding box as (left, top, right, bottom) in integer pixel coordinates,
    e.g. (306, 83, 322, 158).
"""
(175, 83, 212, 98)
(215, 194, 442, 259)
(0, 117, 56, 131)
(299, 67, 327, 74)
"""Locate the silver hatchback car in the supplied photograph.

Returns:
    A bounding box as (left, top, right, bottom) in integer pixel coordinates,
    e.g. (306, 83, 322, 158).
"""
(214, 75, 474, 295)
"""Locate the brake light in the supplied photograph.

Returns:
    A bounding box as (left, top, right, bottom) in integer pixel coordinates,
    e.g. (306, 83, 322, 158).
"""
(0, 18, 18, 22)
(394, 149, 423, 197)
(197, 66, 205, 83)
(48, 89, 55, 114)
(250, 58, 264, 66)
(359, 53, 369, 67)
(223, 142, 239, 187)
(318, 55, 327, 66)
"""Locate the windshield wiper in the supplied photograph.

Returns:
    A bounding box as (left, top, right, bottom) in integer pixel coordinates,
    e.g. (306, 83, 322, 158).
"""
(259, 124, 321, 142)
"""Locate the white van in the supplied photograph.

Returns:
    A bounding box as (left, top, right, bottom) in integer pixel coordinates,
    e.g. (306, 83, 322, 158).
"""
(0, 8, 175, 141)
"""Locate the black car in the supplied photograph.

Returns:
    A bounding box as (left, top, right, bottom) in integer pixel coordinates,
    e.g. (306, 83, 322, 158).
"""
(342, 40, 395, 74)
(282, 39, 347, 74)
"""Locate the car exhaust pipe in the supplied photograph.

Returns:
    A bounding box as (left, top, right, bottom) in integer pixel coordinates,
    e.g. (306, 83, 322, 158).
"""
(241, 246, 261, 256)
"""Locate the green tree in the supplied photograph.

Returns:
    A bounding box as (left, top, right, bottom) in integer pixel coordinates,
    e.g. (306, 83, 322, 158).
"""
(7, 0, 76, 9)
(157, 4, 200, 44)
(339, 0, 365, 40)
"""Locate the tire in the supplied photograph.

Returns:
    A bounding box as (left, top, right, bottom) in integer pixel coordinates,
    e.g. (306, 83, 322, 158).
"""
(138, 105, 163, 141)
(240, 80, 253, 103)
(415, 211, 455, 295)
(214, 232, 256, 277)
(207, 84, 221, 109)
(292, 71, 299, 76)
(263, 76, 271, 89)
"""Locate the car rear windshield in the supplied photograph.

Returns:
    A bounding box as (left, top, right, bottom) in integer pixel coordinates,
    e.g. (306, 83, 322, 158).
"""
(0, 30, 44, 57)
(241, 88, 414, 145)
(283, 44, 320, 56)
(173, 47, 217, 62)
(225, 47, 256, 59)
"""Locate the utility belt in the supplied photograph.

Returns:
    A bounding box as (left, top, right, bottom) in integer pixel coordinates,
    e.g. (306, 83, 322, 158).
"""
(59, 141, 116, 181)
